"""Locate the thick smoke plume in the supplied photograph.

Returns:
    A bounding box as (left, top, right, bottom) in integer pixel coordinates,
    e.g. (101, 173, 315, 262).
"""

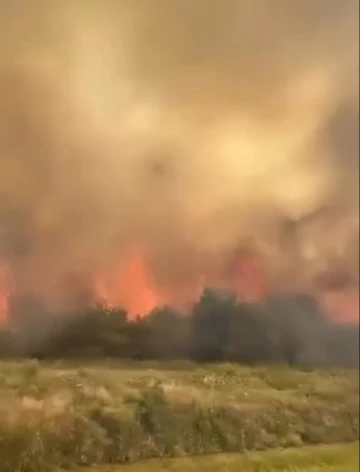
(0, 1, 358, 320)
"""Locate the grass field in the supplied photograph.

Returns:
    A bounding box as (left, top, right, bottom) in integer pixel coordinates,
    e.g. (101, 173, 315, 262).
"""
(80, 443, 359, 471)
(0, 360, 358, 471)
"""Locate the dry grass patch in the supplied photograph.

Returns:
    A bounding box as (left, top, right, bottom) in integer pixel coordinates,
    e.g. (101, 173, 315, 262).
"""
(0, 361, 357, 472)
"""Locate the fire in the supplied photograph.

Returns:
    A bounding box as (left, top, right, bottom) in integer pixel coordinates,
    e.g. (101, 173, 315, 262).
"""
(227, 247, 269, 303)
(94, 244, 270, 317)
(317, 273, 359, 324)
(0, 291, 8, 322)
(0, 265, 11, 322)
(95, 246, 169, 318)
(320, 287, 359, 324)
(0, 244, 358, 325)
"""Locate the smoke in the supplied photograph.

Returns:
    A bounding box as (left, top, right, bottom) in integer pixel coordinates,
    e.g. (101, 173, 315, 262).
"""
(0, 0, 358, 315)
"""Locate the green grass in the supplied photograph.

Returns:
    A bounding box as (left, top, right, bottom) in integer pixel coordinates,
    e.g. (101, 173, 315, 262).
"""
(0, 360, 357, 471)
(79, 443, 359, 471)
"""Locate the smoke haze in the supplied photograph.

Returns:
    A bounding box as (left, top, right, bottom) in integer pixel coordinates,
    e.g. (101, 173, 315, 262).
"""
(0, 0, 358, 318)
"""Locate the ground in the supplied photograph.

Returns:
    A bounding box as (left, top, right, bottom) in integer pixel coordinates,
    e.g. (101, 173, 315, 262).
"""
(79, 443, 359, 472)
(0, 360, 358, 471)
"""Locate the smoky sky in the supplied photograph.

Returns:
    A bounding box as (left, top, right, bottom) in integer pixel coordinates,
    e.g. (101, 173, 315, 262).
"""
(0, 0, 358, 302)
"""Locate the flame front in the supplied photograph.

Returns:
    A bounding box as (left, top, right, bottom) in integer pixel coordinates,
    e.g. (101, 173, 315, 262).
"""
(95, 246, 168, 318)
(0, 248, 358, 325)
(95, 245, 270, 317)
(0, 266, 11, 323)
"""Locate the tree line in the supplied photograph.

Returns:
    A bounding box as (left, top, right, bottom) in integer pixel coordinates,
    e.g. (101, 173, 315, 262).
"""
(0, 288, 358, 367)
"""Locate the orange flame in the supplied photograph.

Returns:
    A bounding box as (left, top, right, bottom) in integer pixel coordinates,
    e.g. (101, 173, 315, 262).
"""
(95, 246, 168, 318)
(0, 245, 358, 325)
(0, 265, 11, 323)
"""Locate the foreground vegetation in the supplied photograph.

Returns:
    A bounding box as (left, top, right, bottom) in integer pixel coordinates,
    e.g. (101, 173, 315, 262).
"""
(78, 442, 359, 472)
(0, 361, 358, 471)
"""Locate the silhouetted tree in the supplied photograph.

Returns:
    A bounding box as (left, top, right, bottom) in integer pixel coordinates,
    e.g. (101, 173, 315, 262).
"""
(226, 302, 281, 363)
(0, 287, 357, 367)
(191, 288, 236, 361)
(140, 306, 190, 359)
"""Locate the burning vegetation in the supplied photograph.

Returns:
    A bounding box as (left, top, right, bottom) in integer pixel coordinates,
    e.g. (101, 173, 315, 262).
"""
(0, 1, 358, 351)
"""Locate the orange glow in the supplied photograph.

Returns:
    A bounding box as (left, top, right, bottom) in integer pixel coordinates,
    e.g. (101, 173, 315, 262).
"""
(0, 245, 358, 326)
(0, 292, 8, 322)
(94, 246, 168, 318)
(227, 248, 269, 303)
(0, 266, 11, 323)
(319, 286, 359, 325)
(95, 245, 271, 316)
(316, 272, 359, 325)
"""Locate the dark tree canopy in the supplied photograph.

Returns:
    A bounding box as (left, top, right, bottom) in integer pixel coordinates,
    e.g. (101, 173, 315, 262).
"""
(0, 288, 358, 368)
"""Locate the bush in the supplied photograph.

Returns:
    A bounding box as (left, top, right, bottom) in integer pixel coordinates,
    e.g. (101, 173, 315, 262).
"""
(0, 370, 357, 472)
